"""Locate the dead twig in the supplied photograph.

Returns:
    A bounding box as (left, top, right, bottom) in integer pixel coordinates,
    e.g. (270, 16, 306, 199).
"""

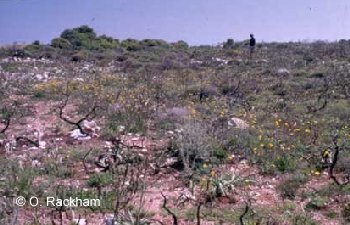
(83, 148, 94, 174)
(196, 202, 202, 225)
(15, 136, 39, 147)
(58, 95, 98, 135)
(161, 192, 178, 225)
(0, 117, 10, 134)
(239, 200, 251, 225)
(327, 126, 349, 186)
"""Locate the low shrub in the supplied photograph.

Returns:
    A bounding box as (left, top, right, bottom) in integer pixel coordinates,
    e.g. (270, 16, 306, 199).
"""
(277, 173, 308, 200)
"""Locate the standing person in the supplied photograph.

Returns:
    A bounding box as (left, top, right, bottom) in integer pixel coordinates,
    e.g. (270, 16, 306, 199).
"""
(249, 34, 256, 59)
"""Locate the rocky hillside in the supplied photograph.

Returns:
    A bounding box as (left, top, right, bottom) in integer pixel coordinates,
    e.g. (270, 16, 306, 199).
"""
(0, 27, 350, 225)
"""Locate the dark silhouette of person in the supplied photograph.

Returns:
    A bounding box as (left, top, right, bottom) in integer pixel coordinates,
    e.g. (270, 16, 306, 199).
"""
(249, 34, 256, 58)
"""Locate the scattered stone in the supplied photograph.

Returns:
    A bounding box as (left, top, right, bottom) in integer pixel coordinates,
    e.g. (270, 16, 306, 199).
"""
(190, 59, 203, 65)
(73, 77, 84, 82)
(277, 68, 290, 75)
(160, 157, 179, 168)
(174, 128, 183, 133)
(69, 129, 91, 141)
(35, 73, 49, 81)
(104, 141, 113, 150)
(212, 57, 229, 65)
(73, 219, 86, 225)
(228, 117, 249, 129)
(31, 159, 41, 168)
(166, 130, 175, 136)
(39, 141, 46, 149)
(4, 138, 17, 153)
(83, 120, 100, 134)
(258, 59, 269, 63)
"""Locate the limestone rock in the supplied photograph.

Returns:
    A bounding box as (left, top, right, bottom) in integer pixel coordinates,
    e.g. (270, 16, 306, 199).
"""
(228, 117, 249, 129)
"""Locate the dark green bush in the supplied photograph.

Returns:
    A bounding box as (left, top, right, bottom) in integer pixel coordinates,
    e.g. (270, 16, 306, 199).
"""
(140, 39, 167, 47)
(274, 155, 297, 173)
(51, 37, 72, 49)
(121, 39, 142, 51)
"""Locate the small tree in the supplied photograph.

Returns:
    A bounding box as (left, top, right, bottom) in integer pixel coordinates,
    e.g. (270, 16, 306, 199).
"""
(51, 38, 72, 49)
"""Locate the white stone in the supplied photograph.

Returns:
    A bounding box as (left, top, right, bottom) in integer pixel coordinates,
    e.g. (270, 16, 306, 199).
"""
(39, 141, 46, 149)
(104, 141, 113, 149)
(83, 120, 100, 133)
(78, 136, 91, 141)
(31, 160, 41, 167)
(229, 117, 249, 129)
(72, 219, 86, 225)
(166, 130, 174, 135)
(117, 125, 125, 132)
(70, 129, 89, 140)
(277, 68, 290, 75)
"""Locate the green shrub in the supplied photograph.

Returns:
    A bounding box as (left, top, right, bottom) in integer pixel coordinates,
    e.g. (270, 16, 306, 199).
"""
(140, 39, 167, 47)
(274, 155, 297, 173)
(212, 142, 228, 160)
(102, 111, 146, 138)
(51, 37, 72, 49)
(305, 196, 327, 210)
(0, 160, 37, 198)
(92, 35, 119, 50)
(87, 173, 114, 188)
(291, 214, 317, 225)
(121, 39, 142, 51)
(60, 25, 96, 49)
(277, 173, 308, 200)
(175, 120, 212, 171)
(342, 203, 350, 222)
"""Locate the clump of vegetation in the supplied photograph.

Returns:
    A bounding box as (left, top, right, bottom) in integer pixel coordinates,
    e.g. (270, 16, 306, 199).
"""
(291, 214, 317, 225)
(305, 196, 327, 210)
(342, 203, 350, 223)
(277, 173, 308, 200)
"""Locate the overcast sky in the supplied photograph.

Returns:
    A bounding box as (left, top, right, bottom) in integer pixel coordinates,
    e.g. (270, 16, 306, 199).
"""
(0, 0, 349, 45)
